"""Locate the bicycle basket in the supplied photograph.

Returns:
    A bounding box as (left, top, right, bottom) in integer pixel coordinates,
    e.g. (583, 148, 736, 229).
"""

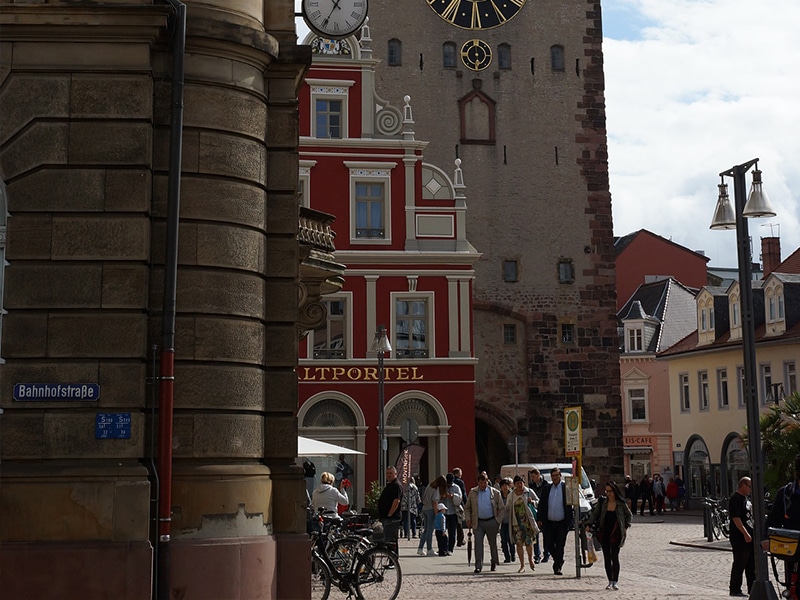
(768, 527, 800, 559)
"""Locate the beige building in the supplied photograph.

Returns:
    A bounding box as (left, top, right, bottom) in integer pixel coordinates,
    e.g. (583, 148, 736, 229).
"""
(364, 0, 622, 479)
(662, 272, 800, 504)
(0, 2, 319, 598)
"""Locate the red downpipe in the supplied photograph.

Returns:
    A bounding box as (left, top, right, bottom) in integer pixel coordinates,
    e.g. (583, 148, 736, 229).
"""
(157, 2, 185, 598)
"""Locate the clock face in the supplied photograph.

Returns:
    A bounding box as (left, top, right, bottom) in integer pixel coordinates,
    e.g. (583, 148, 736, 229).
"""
(461, 39, 492, 71)
(302, 0, 369, 39)
(427, 0, 526, 30)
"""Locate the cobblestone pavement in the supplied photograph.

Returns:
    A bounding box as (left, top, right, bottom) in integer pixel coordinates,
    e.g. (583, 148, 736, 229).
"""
(390, 512, 783, 599)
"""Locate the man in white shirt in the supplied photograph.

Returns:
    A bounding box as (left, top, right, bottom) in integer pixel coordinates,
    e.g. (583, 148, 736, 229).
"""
(536, 467, 573, 575)
(464, 472, 502, 573)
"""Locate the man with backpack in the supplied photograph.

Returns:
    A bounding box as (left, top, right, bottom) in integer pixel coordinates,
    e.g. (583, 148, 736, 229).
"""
(766, 454, 800, 599)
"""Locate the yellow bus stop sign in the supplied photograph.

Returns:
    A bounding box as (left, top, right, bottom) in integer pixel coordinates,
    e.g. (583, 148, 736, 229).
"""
(565, 406, 582, 458)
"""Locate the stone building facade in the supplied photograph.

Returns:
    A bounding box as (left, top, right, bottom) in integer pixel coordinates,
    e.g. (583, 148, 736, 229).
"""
(0, 2, 311, 598)
(365, 0, 623, 479)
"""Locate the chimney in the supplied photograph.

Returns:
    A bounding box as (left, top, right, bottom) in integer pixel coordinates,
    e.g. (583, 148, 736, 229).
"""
(761, 236, 781, 277)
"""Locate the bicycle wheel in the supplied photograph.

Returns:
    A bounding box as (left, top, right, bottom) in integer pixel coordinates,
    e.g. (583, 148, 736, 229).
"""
(354, 546, 401, 600)
(710, 513, 722, 540)
(329, 537, 360, 574)
(720, 512, 730, 538)
(311, 554, 331, 600)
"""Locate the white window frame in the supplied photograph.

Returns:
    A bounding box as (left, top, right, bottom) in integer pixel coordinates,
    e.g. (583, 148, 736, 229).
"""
(346, 162, 395, 245)
(680, 373, 690, 412)
(307, 292, 353, 360)
(717, 368, 729, 409)
(298, 160, 317, 208)
(625, 324, 643, 352)
(628, 387, 648, 422)
(699, 371, 710, 411)
(785, 361, 797, 396)
(760, 363, 773, 406)
(308, 79, 355, 139)
(391, 291, 434, 359)
(737, 366, 745, 408)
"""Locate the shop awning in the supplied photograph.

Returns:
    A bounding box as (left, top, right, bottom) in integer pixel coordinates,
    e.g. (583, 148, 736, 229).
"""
(624, 446, 653, 454)
(298, 436, 365, 457)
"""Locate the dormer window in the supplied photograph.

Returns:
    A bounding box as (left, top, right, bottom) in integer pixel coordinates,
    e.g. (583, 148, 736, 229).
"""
(627, 327, 643, 352)
(764, 278, 787, 336)
(697, 290, 719, 346)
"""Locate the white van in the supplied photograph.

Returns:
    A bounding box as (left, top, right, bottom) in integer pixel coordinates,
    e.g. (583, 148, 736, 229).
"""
(499, 462, 597, 515)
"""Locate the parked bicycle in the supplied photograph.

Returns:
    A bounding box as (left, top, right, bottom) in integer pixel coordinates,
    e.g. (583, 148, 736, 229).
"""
(701, 496, 730, 540)
(309, 508, 402, 600)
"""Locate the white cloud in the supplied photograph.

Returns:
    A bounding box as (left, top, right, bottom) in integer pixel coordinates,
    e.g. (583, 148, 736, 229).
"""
(604, 0, 800, 267)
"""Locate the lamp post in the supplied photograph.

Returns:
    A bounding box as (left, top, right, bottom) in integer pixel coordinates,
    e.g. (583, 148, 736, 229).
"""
(373, 325, 392, 488)
(710, 158, 777, 600)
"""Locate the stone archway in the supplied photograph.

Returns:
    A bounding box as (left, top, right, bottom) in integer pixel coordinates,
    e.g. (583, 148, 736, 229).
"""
(385, 392, 448, 485)
(475, 401, 518, 479)
(299, 392, 367, 508)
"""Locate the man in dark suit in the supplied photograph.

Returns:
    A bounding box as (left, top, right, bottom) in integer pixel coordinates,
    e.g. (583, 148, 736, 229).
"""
(536, 467, 573, 575)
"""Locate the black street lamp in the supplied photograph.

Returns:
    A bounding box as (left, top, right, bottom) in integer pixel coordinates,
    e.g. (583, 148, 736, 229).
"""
(372, 325, 392, 488)
(710, 158, 777, 600)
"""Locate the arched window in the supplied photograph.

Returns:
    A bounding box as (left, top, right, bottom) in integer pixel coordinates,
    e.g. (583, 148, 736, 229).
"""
(498, 43, 511, 69)
(388, 39, 402, 66)
(550, 44, 565, 71)
(443, 42, 456, 68)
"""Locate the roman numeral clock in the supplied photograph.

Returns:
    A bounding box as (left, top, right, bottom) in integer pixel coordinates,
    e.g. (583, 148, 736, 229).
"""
(302, 0, 369, 39)
(427, 0, 526, 70)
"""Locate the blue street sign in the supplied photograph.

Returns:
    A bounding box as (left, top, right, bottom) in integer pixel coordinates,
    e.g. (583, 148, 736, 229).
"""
(95, 413, 131, 440)
(13, 383, 100, 401)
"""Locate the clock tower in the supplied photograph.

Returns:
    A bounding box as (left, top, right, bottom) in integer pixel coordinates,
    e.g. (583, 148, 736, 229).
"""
(366, 0, 623, 479)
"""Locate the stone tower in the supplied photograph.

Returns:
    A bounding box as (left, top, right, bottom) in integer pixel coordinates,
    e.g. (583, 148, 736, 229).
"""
(0, 1, 310, 598)
(366, 0, 623, 479)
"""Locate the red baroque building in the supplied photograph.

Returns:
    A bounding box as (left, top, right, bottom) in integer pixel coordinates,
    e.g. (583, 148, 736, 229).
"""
(297, 30, 481, 503)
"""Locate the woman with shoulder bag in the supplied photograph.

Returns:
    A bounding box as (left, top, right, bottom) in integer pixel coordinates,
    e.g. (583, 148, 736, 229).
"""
(583, 480, 632, 591)
(509, 475, 540, 573)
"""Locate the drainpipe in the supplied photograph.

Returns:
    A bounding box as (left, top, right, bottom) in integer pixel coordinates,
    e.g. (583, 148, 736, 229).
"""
(157, 1, 185, 599)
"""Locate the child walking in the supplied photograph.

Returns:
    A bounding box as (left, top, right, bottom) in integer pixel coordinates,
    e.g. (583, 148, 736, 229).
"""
(434, 503, 449, 556)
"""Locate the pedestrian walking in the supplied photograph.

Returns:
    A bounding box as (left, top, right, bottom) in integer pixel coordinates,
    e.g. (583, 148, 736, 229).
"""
(452, 467, 468, 546)
(401, 476, 421, 539)
(653, 474, 666, 515)
(528, 467, 548, 563)
(639, 474, 654, 516)
(510, 475, 539, 573)
(443, 473, 463, 554)
(498, 478, 516, 564)
(537, 467, 571, 575)
(434, 503, 449, 556)
(417, 477, 439, 556)
(464, 472, 502, 573)
(583, 480, 632, 591)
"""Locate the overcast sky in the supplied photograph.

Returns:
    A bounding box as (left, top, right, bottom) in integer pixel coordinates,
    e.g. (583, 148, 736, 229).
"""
(603, 0, 800, 268)
(297, 1, 800, 268)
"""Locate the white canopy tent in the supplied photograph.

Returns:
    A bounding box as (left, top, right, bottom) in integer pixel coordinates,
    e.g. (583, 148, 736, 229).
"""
(298, 436, 365, 457)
